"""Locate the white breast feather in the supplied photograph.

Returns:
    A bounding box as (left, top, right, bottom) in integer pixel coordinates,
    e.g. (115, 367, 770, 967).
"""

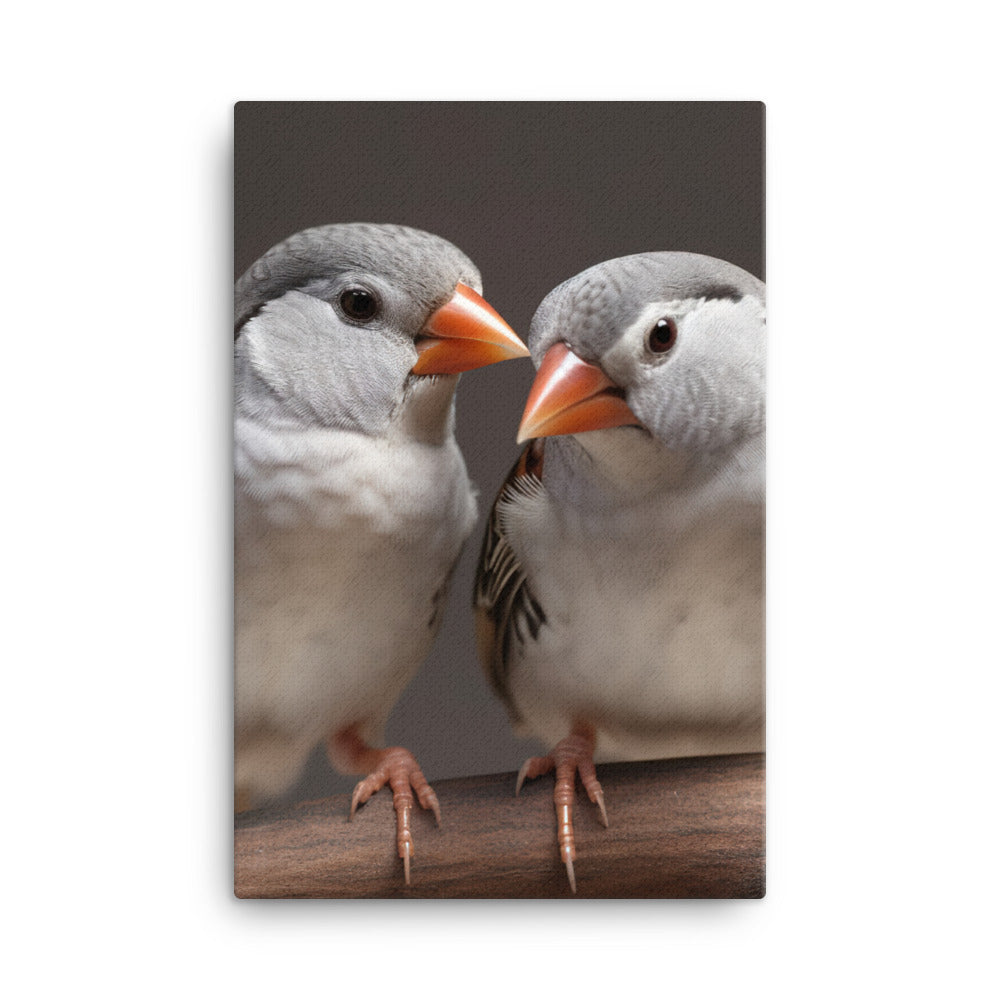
(502, 442, 764, 762)
(235, 418, 476, 798)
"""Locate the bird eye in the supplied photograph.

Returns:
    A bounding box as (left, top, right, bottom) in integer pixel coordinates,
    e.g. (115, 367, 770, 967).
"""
(339, 287, 378, 321)
(647, 317, 677, 354)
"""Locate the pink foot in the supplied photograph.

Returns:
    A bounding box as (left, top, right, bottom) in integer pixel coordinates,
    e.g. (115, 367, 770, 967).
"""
(516, 730, 607, 892)
(330, 729, 440, 885)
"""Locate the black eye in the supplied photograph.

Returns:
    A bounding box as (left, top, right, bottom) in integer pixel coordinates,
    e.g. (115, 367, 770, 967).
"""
(339, 287, 378, 321)
(648, 317, 677, 354)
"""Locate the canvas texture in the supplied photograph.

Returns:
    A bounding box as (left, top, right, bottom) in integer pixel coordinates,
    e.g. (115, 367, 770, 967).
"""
(234, 101, 765, 898)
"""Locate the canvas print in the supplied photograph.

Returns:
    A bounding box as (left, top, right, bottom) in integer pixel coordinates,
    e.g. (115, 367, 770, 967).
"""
(234, 101, 765, 898)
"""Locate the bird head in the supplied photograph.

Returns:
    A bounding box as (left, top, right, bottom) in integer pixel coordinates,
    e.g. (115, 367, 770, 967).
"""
(234, 223, 527, 435)
(517, 252, 765, 456)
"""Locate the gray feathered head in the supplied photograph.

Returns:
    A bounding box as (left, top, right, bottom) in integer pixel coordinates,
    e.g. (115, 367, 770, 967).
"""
(235, 223, 481, 336)
(520, 252, 765, 453)
(234, 223, 526, 436)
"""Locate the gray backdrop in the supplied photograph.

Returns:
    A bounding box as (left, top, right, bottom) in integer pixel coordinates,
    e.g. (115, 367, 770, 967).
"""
(234, 101, 764, 802)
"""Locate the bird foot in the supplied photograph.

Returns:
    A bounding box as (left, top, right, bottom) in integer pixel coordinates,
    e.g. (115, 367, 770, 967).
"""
(516, 731, 607, 893)
(348, 746, 440, 885)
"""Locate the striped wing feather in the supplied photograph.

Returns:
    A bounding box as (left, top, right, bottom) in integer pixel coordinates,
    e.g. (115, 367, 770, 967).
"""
(472, 440, 547, 721)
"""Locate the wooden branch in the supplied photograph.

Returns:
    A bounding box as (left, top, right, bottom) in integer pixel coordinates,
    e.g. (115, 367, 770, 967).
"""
(235, 752, 764, 898)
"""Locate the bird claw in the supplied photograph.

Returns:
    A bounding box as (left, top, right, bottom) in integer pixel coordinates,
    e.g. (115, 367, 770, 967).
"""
(515, 754, 554, 795)
(515, 761, 529, 796)
(516, 732, 606, 892)
(583, 782, 608, 828)
(347, 746, 439, 883)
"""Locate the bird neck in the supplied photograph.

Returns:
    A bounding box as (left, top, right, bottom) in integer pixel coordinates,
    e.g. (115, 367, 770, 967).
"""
(545, 428, 760, 512)
(390, 374, 460, 446)
(547, 429, 688, 502)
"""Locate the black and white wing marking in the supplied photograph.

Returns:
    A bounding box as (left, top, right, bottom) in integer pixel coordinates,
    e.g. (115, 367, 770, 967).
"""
(472, 440, 548, 722)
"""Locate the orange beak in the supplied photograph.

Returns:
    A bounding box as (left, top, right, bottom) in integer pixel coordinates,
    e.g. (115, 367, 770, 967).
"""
(517, 342, 641, 444)
(411, 283, 529, 375)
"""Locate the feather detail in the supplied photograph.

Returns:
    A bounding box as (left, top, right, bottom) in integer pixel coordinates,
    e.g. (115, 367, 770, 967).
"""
(473, 440, 548, 720)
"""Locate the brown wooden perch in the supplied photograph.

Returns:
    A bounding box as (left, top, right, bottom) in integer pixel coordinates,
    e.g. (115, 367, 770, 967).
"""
(235, 752, 764, 899)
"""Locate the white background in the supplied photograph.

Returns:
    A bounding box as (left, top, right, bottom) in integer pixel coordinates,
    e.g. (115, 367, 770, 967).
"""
(3, 2, 996, 996)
